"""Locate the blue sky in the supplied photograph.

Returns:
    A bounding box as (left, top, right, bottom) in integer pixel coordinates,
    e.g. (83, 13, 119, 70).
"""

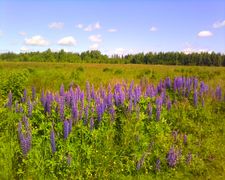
(0, 0, 225, 55)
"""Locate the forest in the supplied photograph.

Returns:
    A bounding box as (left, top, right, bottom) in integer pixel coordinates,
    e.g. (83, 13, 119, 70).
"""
(1, 49, 225, 66)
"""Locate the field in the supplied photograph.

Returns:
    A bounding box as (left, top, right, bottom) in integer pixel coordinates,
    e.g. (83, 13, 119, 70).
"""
(0, 62, 225, 179)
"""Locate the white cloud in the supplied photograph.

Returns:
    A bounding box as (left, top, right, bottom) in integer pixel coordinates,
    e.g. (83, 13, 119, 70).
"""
(48, 22, 64, 29)
(197, 30, 213, 37)
(20, 46, 29, 52)
(19, 31, 27, 36)
(25, 35, 49, 46)
(107, 28, 117, 32)
(76, 24, 84, 29)
(89, 43, 99, 50)
(88, 34, 102, 43)
(149, 26, 157, 32)
(57, 36, 76, 46)
(213, 20, 225, 28)
(83, 22, 101, 32)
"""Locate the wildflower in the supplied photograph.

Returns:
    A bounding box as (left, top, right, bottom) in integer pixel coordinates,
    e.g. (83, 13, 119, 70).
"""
(27, 99, 33, 117)
(32, 86, 36, 101)
(165, 77, 171, 89)
(194, 90, 198, 107)
(216, 86, 222, 101)
(50, 127, 56, 153)
(21, 89, 27, 103)
(136, 154, 145, 171)
(147, 102, 152, 118)
(18, 116, 32, 156)
(167, 98, 172, 111)
(60, 84, 65, 96)
(64, 120, 69, 139)
(7, 91, 13, 109)
(167, 147, 178, 167)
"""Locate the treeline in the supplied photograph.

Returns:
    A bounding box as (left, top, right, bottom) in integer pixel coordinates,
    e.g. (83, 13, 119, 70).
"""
(0, 49, 225, 66)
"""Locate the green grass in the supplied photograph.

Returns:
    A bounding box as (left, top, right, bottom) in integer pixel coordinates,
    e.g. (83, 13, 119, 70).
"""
(0, 62, 225, 92)
(0, 62, 225, 179)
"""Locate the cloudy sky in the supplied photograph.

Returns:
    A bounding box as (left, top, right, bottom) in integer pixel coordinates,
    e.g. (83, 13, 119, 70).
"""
(0, 0, 225, 55)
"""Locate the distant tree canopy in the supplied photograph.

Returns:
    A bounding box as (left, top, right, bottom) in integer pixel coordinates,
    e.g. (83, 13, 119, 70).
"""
(0, 49, 225, 66)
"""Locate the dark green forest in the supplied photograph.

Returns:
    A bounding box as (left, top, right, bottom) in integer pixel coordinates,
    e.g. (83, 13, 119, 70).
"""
(1, 49, 225, 66)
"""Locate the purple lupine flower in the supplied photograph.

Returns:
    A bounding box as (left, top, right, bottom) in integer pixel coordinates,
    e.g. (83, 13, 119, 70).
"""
(156, 96, 162, 121)
(7, 91, 13, 109)
(22, 115, 29, 131)
(50, 127, 56, 153)
(128, 81, 134, 100)
(114, 84, 125, 106)
(44, 92, 52, 115)
(90, 106, 95, 130)
(60, 84, 65, 96)
(20, 106, 24, 113)
(156, 96, 163, 109)
(59, 97, 64, 121)
(134, 86, 141, 106)
(193, 78, 198, 90)
(157, 80, 163, 93)
(147, 102, 152, 118)
(91, 85, 95, 100)
(136, 154, 145, 171)
(96, 98, 104, 122)
(68, 118, 72, 134)
(32, 86, 36, 101)
(79, 92, 84, 119)
(107, 92, 113, 108)
(71, 101, 78, 121)
(21, 89, 27, 103)
(155, 158, 161, 172)
(199, 81, 205, 96)
(64, 120, 69, 139)
(185, 78, 191, 97)
(186, 152, 192, 165)
(194, 89, 198, 107)
(156, 109, 161, 121)
(216, 86, 222, 101)
(165, 77, 171, 89)
(145, 85, 151, 97)
(109, 106, 115, 121)
(160, 90, 166, 104)
(86, 81, 91, 103)
(84, 105, 89, 125)
(18, 117, 32, 156)
(174, 77, 183, 92)
(183, 134, 187, 145)
(167, 98, 172, 111)
(27, 99, 33, 117)
(128, 99, 133, 112)
(167, 147, 178, 167)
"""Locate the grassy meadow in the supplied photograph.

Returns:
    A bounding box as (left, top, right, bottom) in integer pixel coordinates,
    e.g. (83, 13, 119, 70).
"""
(0, 61, 225, 92)
(0, 62, 225, 179)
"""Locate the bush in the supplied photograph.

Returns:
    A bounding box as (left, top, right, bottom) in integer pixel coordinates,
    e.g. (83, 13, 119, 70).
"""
(0, 71, 29, 100)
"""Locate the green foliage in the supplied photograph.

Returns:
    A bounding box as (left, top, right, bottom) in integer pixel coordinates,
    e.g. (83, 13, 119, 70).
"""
(0, 71, 28, 100)
(1, 50, 225, 66)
